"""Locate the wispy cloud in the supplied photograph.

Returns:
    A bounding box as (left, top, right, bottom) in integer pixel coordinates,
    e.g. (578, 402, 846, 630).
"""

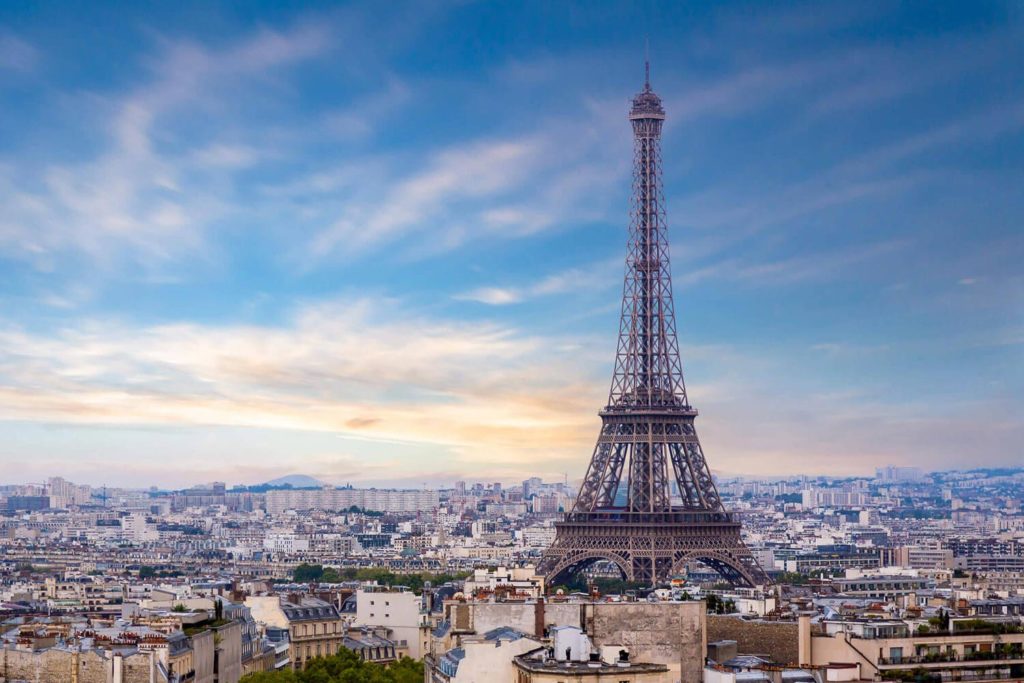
(454, 259, 621, 305)
(0, 22, 331, 271)
(303, 111, 628, 263)
(837, 101, 1024, 177)
(0, 31, 37, 72)
(309, 137, 547, 257)
(455, 287, 524, 306)
(678, 240, 908, 287)
(321, 78, 412, 141)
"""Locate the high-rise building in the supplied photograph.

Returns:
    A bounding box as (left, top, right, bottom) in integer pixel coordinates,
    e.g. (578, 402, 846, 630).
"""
(522, 477, 543, 498)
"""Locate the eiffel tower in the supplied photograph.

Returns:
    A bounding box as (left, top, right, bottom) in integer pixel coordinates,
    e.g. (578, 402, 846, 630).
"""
(538, 63, 770, 588)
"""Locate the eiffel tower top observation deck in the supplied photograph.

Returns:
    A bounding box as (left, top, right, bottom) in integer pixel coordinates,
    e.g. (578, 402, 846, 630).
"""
(537, 62, 769, 587)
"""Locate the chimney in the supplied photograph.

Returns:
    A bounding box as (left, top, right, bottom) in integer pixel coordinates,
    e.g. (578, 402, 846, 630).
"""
(535, 597, 546, 638)
(798, 615, 812, 666)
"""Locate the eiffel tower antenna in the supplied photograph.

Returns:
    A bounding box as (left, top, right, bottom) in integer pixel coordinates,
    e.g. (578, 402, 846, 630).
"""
(644, 37, 650, 90)
(538, 61, 769, 588)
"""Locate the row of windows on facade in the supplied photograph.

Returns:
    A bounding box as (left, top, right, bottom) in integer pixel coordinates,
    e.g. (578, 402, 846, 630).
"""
(293, 622, 341, 636)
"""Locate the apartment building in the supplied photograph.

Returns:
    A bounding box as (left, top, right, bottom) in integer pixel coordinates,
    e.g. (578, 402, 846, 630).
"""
(265, 488, 439, 515)
(355, 587, 431, 659)
(799, 616, 1024, 681)
(245, 595, 344, 671)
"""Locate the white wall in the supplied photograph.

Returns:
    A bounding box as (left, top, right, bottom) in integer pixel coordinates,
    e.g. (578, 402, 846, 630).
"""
(356, 590, 427, 659)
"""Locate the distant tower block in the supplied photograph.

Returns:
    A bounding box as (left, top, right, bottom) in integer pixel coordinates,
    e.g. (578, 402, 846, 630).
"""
(538, 63, 770, 587)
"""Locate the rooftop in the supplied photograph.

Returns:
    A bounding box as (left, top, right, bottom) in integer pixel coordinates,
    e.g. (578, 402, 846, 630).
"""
(515, 652, 668, 676)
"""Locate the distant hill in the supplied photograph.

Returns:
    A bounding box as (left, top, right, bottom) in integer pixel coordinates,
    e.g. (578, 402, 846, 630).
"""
(263, 474, 326, 488)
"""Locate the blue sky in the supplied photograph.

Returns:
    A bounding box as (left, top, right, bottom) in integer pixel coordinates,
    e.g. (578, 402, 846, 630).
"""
(0, 1, 1021, 488)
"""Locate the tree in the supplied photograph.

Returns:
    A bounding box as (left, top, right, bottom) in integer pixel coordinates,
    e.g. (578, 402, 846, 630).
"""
(240, 650, 424, 683)
(775, 572, 807, 585)
(705, 594, 722, 613)
(293, 563, 325, 582)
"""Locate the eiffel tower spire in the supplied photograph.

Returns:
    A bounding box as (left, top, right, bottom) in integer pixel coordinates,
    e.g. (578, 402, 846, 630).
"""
(538, 63, 769, 587)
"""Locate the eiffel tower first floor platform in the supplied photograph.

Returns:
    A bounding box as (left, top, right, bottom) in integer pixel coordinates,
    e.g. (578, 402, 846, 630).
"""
(537, 510, 771, 587)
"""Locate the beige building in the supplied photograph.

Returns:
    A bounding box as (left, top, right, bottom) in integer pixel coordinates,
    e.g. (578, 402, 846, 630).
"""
(513, 625, 669, 683)
(245, 595, 344, 671)
(886, 544, 956, 570)
(429, 624, 670, 683)
(799, 615, 1024, 681)
(463, 566, 546, 600)
(438, 598, 705, 683)
(428, 628, 546, 683)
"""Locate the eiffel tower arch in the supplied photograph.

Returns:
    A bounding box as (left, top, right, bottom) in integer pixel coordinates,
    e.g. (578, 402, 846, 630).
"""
(538, 63, 770, 588)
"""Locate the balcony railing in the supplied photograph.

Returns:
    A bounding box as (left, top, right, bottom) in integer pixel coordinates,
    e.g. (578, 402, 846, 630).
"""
(882, 671, 1020, 683)
(879, 650, 1024, 666)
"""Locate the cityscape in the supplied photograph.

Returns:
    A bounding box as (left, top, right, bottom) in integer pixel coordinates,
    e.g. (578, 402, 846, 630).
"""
(1, 3, 1022, 683)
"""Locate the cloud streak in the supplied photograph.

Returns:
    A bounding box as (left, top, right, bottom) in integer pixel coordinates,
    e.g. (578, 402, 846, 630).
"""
(0, 297, 606, 476)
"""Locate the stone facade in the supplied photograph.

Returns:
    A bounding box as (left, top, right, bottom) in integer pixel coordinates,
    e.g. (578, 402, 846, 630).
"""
(0, 647, 157, 683)
(589, 602, 705, 683)
(706, 615, 799, 665)
(193, 629, 215, 683)
(447, 600, 582, 637)
(215, 621, 243, 683)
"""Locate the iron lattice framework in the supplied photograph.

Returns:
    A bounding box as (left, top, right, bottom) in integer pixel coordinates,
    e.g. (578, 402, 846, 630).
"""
(538, 65, 770, 587)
